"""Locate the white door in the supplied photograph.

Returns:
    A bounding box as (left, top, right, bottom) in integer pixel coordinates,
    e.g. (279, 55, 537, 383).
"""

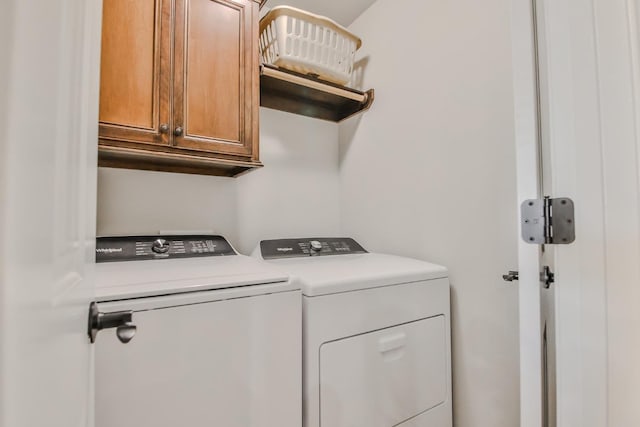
(0, 1, 103, 427)
(513, 0, 640, 426)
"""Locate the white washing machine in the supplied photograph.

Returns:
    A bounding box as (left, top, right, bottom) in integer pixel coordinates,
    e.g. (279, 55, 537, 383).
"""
(253, 237, 453, 427)
(90, 235, 301, 427)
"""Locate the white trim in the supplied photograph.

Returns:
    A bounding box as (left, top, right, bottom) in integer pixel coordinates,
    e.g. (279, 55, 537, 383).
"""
(628, 0, 640, 234)
(511, 1, 544, 425)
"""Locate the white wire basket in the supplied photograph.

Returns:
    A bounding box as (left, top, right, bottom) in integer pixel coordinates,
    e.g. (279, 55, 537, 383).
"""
(259, 6, 362, 86)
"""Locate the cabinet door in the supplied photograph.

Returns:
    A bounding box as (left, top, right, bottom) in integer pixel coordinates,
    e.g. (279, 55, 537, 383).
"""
(99, 0, 170, 146)
(173, 0, 259, 158)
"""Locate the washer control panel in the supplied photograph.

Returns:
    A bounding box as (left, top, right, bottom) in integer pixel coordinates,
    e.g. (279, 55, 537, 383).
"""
(96, 235, 236, 263)
(260, 238, 367, 259)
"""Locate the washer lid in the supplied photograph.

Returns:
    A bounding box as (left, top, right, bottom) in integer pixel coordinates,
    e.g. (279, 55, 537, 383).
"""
(95, 254, 292, 302)
(264, 253, 448, 296)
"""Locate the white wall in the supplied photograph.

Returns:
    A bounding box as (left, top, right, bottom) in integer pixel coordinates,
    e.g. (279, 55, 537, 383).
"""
(235, 108, 341, 254)
(340, 1, 520, 426)
(264, 0, 376, 26)
(97, 167, 238, 239)
(0, 1, 12, 420)
(96, 108, 341, 254)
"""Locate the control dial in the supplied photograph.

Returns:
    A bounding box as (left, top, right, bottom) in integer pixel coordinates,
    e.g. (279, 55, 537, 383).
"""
(309, 240, 323, 252)
(151, 238, 170, 254)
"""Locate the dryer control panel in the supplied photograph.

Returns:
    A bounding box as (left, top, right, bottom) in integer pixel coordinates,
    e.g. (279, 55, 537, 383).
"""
(260, 238, 367, 259)
(96, 235, 236, 262)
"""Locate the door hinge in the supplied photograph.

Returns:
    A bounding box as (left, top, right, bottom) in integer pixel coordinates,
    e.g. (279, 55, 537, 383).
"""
(521, 196, 575, 245)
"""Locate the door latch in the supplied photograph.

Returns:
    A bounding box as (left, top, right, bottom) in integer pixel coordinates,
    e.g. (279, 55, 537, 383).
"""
(541, 266, 555, 288)
(88, 302, 137, 344)
(502, 271, 519, 282)
(502, 268, 555, 287)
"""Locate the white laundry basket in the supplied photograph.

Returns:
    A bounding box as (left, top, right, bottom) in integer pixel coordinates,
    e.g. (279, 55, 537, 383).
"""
(259, 6, 362, 86)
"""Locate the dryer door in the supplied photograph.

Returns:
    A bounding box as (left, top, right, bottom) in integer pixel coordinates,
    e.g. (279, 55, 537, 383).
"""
(320, 316, 448, 427)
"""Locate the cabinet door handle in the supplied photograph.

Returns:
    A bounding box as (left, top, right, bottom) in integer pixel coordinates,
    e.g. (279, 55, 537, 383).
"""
(159, 123, 169, 134)
(173, 126, 183, 136)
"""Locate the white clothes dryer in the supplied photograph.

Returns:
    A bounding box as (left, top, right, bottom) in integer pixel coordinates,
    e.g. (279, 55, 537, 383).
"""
(252, 237, 453, 427)
(91, 235, 301, 427)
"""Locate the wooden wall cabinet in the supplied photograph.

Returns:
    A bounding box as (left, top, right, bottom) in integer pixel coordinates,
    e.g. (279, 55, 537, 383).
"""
(98, 0, 261, 177)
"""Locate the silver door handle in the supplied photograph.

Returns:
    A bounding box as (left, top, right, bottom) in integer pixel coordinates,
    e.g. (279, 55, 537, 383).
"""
(88, 302, 137, 344)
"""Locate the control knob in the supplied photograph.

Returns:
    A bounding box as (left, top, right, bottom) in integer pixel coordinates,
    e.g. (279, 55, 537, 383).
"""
(309, 240, 323, 252)
(151, 238, 170, 254)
